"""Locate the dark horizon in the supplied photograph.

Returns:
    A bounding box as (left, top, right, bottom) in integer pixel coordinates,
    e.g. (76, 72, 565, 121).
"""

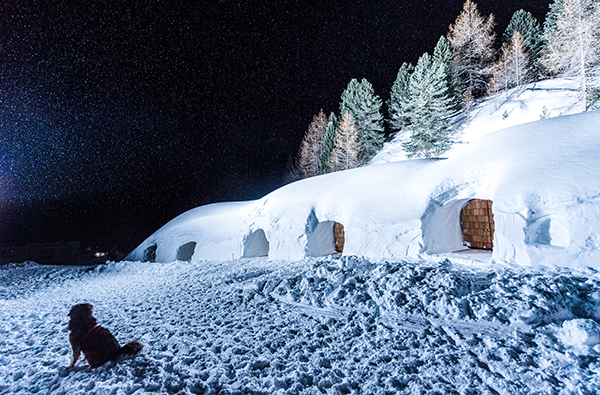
(0, 0, 552, 255)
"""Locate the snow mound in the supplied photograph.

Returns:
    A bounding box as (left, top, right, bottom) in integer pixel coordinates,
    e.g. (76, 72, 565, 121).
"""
(128, 110, 600, 269)
(558, 319, 600, 355)
(2, 258, 600, 393)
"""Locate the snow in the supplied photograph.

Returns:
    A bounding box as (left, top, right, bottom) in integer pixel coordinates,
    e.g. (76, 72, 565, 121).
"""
(2, 257, 600, 394)
(127, 94, 600, 269)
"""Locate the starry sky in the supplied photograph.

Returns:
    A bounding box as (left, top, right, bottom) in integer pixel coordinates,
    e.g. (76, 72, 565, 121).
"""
(1, 0, 551, 253)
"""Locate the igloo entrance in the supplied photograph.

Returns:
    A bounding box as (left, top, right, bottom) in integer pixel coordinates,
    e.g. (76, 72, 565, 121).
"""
(306, 220, 337, 256)
(176, 241, 197, 261)
(421, 196, 495, 256)
(143, 244, 157, 262)
(242, 229, 269, 258)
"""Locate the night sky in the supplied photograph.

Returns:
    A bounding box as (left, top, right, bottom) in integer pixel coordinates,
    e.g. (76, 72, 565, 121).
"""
(1, 0, 551, 253)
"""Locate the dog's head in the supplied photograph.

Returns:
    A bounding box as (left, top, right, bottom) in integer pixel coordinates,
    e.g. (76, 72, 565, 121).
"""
(68, 303, 95, 331)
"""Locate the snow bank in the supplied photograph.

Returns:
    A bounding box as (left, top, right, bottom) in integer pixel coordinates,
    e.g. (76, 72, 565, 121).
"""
(128, 110, 600, 269)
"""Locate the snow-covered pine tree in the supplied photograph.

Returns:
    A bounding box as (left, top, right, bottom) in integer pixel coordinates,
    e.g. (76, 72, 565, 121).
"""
(543, 0, 565, 50)
(402, 53, 454, 159)
(543, 0, 600, 111)
(339, 79, 385, 164)
(433, 35, 453, 66)
(488, 31, 531, 99)
(388, 39, 459, 143)
(292, 109, 328, 179)
(320, 112, 338, 174)
(331, 111, 360, 171)
(504, 10, 544, 76)
(387, 63, 414, 136)
(447, 0, 496, 111)
(432, 35, 459, 109)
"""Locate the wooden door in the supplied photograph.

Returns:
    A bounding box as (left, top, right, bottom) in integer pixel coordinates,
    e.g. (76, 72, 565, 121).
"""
(334, 222, 345, 253)
(460, 199, 494, 249)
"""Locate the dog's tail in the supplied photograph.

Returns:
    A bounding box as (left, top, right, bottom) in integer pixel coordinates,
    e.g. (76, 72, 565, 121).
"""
(118, 341, 144, 356)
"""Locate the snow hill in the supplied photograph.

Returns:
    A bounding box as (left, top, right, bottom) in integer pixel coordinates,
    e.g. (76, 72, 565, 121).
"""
(127, 78, 600, 270)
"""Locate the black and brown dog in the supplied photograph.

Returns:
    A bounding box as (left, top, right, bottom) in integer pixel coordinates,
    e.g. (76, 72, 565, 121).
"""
(68, 303, 143, 368)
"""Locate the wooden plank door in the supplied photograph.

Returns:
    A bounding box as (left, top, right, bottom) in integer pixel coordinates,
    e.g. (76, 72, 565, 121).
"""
(334, 222, 345, 252)
(460, 199, 494, 249)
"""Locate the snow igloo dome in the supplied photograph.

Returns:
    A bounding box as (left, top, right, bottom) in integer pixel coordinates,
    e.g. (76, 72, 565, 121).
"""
(127, 111, 600, 269)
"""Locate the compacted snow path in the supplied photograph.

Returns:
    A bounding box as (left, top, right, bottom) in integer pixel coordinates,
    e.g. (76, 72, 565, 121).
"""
(1, 257, 600, 394)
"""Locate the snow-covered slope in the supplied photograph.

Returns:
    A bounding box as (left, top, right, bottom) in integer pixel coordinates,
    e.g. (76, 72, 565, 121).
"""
(373, 77, 585, 164)
(128, 108, 600, 269)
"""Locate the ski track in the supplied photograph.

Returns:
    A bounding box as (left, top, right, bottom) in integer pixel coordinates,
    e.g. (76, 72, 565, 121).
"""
(1, 256, 600, 394)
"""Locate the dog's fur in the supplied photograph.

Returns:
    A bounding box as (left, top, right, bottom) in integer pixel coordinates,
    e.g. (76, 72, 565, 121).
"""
(68, 303, 143, 368)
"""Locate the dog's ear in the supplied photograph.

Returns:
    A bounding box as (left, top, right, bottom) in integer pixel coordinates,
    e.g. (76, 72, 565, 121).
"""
(68, 305, 76, 316)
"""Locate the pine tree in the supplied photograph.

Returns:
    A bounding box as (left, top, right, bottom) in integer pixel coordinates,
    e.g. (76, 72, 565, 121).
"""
(488, 31, 531, 98)
(543, 0, 600, 111)
(292, 109, 327, 179)
(447, 0, 496, 110)
(339, 79, 385, 164)
(543, 0, 565, 49)
(331, 111, 360, 171)
(433, 35, 459, 108)
(433, 35, 453, 66)
(402, 53, 454, 158)
(320, 112, 338, 174)
(504, 10, 544, 76)
(387, 63, 414, 135)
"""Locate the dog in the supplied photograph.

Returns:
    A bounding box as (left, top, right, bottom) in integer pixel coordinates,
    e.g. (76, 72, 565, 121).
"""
(68, 303, 143, 368)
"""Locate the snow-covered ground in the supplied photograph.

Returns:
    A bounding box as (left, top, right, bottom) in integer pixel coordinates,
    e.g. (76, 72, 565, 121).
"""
(2, 257, 600, 394)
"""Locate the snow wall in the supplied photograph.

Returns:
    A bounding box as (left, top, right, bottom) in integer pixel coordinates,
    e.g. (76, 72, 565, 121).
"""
(126, 111, 600, 269)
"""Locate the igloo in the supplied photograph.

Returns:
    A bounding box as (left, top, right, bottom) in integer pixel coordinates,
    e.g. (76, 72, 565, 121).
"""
(127, 111, 600, 269)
